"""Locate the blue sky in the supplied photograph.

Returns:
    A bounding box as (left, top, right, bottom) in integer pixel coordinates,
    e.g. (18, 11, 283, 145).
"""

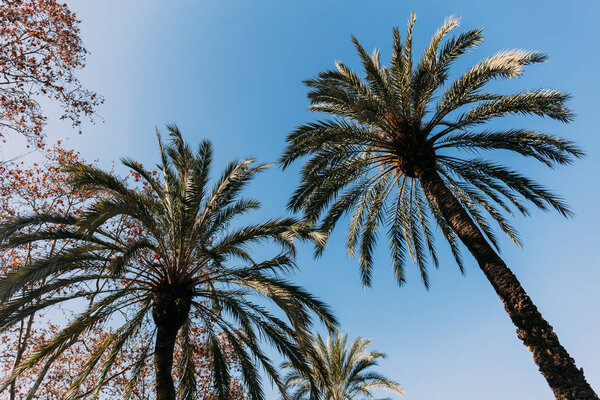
(11, 1, 600, 398)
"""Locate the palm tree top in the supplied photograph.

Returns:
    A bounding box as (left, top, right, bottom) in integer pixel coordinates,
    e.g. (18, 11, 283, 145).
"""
(280, 13, 582, 288)
(283, 332, 404, 400)
(0, 126, 337, 400)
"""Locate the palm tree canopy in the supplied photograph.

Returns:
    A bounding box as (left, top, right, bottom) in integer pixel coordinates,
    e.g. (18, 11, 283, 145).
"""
(0, 126, 337, 400)
(280, 13, 582, 288)
(282, 332, 404, 400)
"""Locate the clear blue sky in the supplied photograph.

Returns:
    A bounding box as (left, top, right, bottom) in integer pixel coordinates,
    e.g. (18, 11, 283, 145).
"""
(16, 1, 600, 398)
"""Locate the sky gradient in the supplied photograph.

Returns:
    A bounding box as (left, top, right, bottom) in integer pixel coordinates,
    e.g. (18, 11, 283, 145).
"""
(8, 1, 600, 398)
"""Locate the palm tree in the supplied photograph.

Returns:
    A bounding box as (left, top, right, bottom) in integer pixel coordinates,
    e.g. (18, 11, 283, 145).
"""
(0, 126, 337, 400)
(280, 14, 596, 400)
(282, 332, 403, 400)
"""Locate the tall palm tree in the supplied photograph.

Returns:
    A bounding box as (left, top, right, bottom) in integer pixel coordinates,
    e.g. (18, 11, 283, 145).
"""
(0, 126, 337, 400)
(280, 14, 596, 400)
(282, 333, 404, 400)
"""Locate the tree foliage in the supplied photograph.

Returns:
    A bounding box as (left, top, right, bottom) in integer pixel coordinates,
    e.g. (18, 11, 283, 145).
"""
(0, 127, 336, 400)
(0, 144, 247, 400)
(0, 0, 102, 148)
(282, 332, 404, 400)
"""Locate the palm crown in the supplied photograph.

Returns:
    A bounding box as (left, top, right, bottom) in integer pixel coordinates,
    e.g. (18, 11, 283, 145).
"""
(282, 332, 404, 400)
(279, 14, 598, 399)
(280, 13, 582, 288)
(0, 126, 337, 400)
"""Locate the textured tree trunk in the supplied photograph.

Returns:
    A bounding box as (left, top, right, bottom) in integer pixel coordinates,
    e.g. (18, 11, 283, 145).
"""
(417, 167, 597, 400)
(154, 321, 180, 400)
(152, 287, 192, 400)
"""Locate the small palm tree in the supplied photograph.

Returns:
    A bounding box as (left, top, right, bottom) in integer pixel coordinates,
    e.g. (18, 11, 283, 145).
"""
(280, 14, 596, 400)
(282, 332, 403, 400)
(0, 126, 337, 400)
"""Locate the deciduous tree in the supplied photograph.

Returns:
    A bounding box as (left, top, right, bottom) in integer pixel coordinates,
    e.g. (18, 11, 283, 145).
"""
(0, 0, 102, 148)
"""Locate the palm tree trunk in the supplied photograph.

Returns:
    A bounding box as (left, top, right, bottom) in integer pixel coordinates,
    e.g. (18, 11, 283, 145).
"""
(154, 321, 179, 400)
(152, 287, 193, 400)
(418, 167, 597, 400)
